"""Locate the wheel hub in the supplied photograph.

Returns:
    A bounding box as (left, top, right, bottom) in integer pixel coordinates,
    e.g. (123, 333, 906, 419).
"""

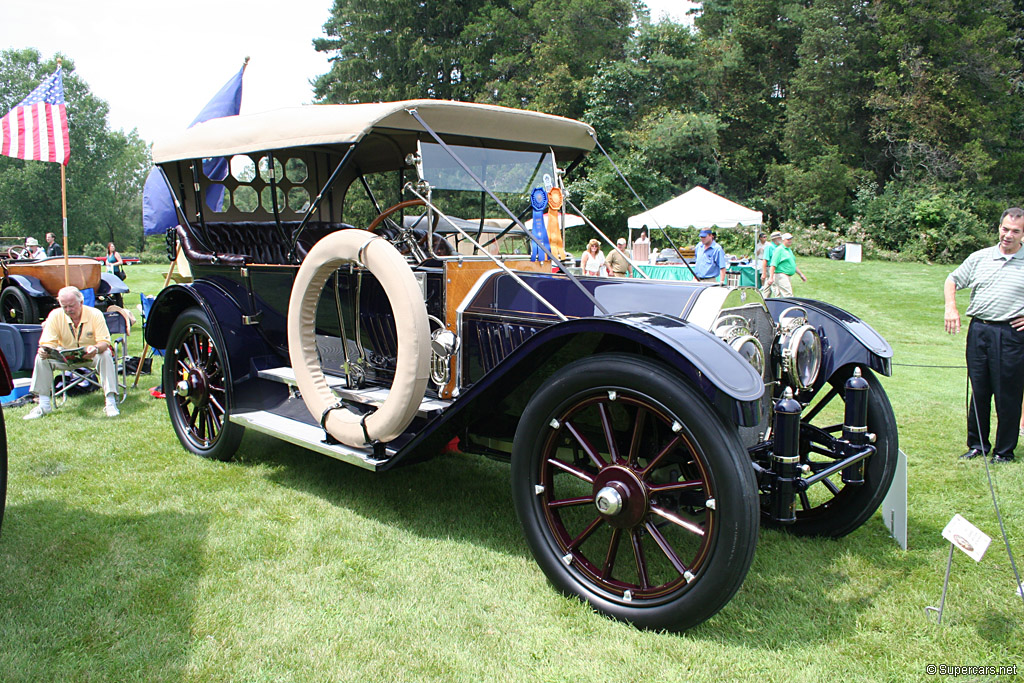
(594, 486, 623, 516)
(592, 466, 648, 529)
(176, 365, 208, 406)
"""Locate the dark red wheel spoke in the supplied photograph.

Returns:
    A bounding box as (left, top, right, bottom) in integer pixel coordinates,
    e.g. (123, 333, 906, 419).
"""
(650, 502, 706, 537)
(821, 478, 841, 495)
(640, 434, 683, 478)
(564, 420, 607, 469)
(206, 405, 221, 438)
(798, 490, 811, 510)
(630, 530, 650, 589)
(546, 457, 595, 484)
(648, 479, 704, 494)
(547, 495, 593, 509)
(208, 394, 226, 414)
(183, 335, 199, 367)
(601, 528, 622, 580)
(569, 516, 604, 550)
(598, 403, 620, 462)
(626, 406, 647, 467)
(645, 521, 689, 575)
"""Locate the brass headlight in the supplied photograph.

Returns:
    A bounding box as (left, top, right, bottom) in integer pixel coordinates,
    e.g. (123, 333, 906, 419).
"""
(777, 307, 821, 390)
(715, 315, 765, 375)
(731, 334, 765, 376)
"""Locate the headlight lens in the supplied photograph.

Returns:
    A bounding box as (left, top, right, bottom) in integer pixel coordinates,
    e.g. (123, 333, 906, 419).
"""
(730, 334, 765, 375)
(782, 323, 821, 390)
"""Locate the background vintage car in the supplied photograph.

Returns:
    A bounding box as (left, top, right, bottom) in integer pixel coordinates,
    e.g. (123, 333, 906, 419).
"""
(0, 255, 129, 324)
(144, 99, 896, 631)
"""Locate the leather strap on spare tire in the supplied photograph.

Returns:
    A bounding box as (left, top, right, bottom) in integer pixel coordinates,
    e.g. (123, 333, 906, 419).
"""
(287, 229, 430, 447)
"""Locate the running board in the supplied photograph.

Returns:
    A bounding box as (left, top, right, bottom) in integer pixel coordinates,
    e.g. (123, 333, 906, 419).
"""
(229, 409, 393, 471)
(257, 366, 451, 418)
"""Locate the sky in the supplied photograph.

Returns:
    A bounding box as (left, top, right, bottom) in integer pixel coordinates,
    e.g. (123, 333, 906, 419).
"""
(0, 0, 692, 146)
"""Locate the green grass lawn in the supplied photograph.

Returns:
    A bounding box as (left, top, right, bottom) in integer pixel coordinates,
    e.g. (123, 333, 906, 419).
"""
(1, 259, 1023, 682)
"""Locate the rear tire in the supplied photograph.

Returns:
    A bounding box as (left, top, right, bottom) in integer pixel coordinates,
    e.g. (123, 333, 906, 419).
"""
(164, 307, 243, 461)
(512, 353, 759, 631)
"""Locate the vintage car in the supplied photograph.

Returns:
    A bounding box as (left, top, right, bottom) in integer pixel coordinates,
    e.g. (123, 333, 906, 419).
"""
(0, 254, 129, 323)
(144, 100, 897, 631)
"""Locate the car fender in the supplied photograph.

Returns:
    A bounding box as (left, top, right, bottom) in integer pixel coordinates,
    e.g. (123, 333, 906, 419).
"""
(3, 274, 47, 298)
(98, 272, 129, 295)
(766, 298, 892, 385)
(390, 313, 766, 467)
(145, 281, 285, 411)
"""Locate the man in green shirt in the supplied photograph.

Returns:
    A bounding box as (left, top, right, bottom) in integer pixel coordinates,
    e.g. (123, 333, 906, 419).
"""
(760, 231, 782, 297)
(767, 233, 807, 297)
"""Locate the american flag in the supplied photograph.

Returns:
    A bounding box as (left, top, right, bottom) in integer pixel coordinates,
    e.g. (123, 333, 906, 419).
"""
(0, 67, 70, 165)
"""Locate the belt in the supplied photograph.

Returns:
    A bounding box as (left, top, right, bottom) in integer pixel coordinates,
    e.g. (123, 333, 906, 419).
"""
(974, 318, 1012, 325)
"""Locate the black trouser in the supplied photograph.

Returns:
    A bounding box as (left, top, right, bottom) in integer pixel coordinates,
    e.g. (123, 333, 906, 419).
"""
(966, 318, 1024, 457)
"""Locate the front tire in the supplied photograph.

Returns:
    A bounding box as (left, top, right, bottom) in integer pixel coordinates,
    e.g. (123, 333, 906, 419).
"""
(771, 366, 898, 538)
(512, 354, 759, 631)
(0, 286, 38, 324)
(164, 307, 243, 461)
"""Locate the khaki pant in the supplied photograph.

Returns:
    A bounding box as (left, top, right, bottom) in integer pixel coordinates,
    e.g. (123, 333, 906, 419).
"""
(774, 273, 793, 298)
(31, 349, 118, 398)
(760, 277, 778, 298)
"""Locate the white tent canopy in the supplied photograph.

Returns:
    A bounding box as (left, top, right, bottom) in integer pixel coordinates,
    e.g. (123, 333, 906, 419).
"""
(627, 186, 762, 231)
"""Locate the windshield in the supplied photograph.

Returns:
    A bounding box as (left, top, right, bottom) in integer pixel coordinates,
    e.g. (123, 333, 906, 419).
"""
(420, 142, 554, 194)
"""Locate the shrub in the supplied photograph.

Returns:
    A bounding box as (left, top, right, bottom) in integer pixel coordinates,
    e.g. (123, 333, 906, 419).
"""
(79, 241, 107, 258)
(853, 180, 989, 263)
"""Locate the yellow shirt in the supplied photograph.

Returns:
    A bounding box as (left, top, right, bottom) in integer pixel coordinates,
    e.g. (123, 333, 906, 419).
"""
(39, 305, 111, 350)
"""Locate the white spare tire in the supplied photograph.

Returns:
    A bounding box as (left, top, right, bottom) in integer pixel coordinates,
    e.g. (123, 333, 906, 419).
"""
(287, 229, 430, 447)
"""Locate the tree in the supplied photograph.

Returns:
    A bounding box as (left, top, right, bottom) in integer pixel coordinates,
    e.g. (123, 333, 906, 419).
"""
(869, 0, 1020, 187)
(0, 49, 149, 251)
(312, 0, 637, 119)
(694, 0, 804, 197)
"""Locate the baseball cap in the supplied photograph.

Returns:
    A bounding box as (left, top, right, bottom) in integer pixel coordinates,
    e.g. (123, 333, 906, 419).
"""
(25, 237, 38, 246)
(616, 238, 626, 245)
(698, 229, 712, 237)
(781, 232, 793, 240)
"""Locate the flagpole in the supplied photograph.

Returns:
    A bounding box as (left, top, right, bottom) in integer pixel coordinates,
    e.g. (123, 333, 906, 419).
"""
(56, 58, 69, 286)
(61, 164, 69, 285)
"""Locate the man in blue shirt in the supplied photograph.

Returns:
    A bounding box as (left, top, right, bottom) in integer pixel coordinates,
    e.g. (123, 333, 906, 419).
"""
(694, 228, 727, 282)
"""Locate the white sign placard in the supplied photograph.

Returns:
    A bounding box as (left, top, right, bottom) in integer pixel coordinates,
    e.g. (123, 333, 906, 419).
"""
(845, 243, 862, 263)
(941, 514, 991, 562)
(881, 448, 908, 549)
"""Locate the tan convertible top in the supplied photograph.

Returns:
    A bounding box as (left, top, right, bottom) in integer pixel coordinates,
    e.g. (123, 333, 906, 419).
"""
(152, 99, 597, 163)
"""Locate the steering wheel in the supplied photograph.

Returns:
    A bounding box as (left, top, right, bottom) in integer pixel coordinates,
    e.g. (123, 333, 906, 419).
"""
(366, 199, 452, 258)
(6, 246, 26, 260)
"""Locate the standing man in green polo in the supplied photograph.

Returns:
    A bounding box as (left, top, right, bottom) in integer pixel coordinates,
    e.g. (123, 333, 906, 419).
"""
(767, 232, 807, 297)
(760, 231, 782, 297)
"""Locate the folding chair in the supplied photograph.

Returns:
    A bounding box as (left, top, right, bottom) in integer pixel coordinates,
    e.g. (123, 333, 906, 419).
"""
(53, 311, 129, 405)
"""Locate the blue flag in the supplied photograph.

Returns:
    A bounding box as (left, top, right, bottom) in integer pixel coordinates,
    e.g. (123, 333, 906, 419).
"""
(143, 63, 246, 235)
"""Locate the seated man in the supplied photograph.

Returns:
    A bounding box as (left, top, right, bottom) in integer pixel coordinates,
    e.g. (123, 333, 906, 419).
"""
(25, 237, 46, 260)
(24, 286, 119, 419)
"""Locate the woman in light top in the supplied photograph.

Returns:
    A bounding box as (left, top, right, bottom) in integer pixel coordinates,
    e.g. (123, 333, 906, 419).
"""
(580, 238, 610, 276)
